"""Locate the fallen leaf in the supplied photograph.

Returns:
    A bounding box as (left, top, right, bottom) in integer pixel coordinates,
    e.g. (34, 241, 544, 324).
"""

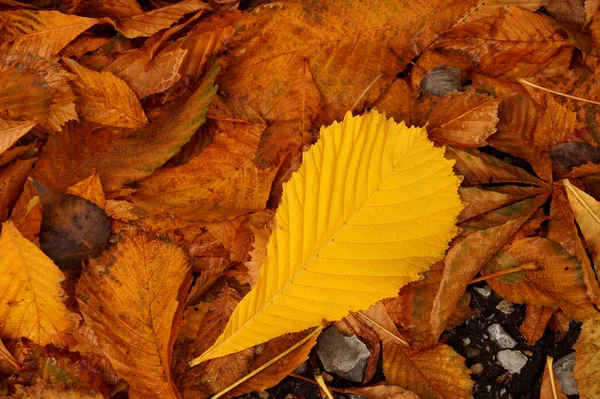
(551, 142, 600, 175)
(0, 119, 36, 154)
(218, 0, 478, 124)
(62, 58, 148, 128)
(130, 95, 276, 222)
(0, 158, 36, 223)
(371, 79, 411, 124)
(345, 384, 420, 399)
(420, 66, 462, 97)
(0, 220, 77, 346)
(32, 180, 110, 269)
(31, 63, 218, 191)
(114, 0, 209, 38)
(77, 230, 191, 399)
(462, 0, 543, 22)
(59, 33, 111, 58)
(574, 313, 600, 398)
(66, 170, 105, 209)
(520, 305, 556, 345)
(191, 110, 462, 364)
(484, 237, 597, 320)
(75, 0, 143, 19)
(382, 341, 473, 399)
(533, 98, 577, 150)
(10, 380, 103, 399)
(0, 337, 19, 373)
(0, 51, 77, 132)
(434, 7, 572, 79)
(426, 89, 501, 147)
(0, 9, 101, 58)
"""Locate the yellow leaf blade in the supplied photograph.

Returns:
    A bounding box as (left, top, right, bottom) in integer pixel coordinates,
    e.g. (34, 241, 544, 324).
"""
(191, 110, 462, 364)
(0, 220, 77, 346)
(564, 179, 600, 265)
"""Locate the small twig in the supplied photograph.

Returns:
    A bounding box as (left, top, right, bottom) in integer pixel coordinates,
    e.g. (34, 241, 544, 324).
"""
(469, 262, 537, 284)
(211, 325, 323, 399)
(519, 79, 600, 106)
(290, 373, 346, 394)
(315, 374, 335, 399)
(547, 356, 559, 399)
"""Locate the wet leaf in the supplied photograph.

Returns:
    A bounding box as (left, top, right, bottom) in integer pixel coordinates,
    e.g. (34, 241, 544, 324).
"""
(420, 65, 462, 97)
(32, 179, 110, 270)
(77, 230, 191, 399)
(520, 305, 556, 345)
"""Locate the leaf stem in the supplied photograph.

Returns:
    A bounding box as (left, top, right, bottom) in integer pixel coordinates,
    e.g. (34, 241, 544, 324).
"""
(519, 79, 600, 106)
(547, 356, 559, 399)
(211, 325, 323, 399)
(315, 373, 335, 399)
(469, 262, 537, 284)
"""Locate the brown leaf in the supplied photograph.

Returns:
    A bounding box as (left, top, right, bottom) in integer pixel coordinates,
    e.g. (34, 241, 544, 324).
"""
(31, 64, 218, 191)
(574, 313, 600, 398)
(420, 66, 462, 97)
(130, 96, 277, 222)
(459, 185, 547, 222)
(0, 145, 32, 168)
(0, 158, 36, 223)
(462, 0, 543, 22)
(533, 98, 577, 150)
(345, 385, 420, 399)
(32, 180, 110, 270)
(371, 79, 411, 123)
(114, 0, 209, 38)
(520, 305, 556, 345)
(75, 0, 143, 19)
(59, 33, 111, 58)
(427, 90, 501, 147)
(0, 51, 76, 132)
(484, 237, 597, 320)
(62, 58, 148, 128)
(219, 0, 478, 126)
(0, 119, 36, 155)
(77, 230, 191, 399)
(0, 10, 101, 58)
(11, 380, 104, 399)
(435, 7, 572, 79)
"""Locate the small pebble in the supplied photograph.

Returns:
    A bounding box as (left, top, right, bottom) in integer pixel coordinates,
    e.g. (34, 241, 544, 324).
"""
(522, 350, 533, 357)
(462, 337, 471, 346)
(496, 300, 514, 314)
(258, 391, 269, 398)
(470, 362, 484, 374)
(465, 346, 481, 358)
(474, 286, 492, 297)
(488, 324, 517, 349)
(498, 350, 528, 374)
(553, 352, 578, 395)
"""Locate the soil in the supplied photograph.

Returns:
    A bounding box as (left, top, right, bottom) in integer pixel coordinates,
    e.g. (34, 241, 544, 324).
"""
(236, 283, 581, 399)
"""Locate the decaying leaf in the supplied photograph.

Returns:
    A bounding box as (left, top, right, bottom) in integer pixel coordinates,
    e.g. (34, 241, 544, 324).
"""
(191, 111, 462, 364)
(32, 64, 218, 191)
(0, 119, 36, 154)
(420, 66, 462, 97)
(574, 313, 600, 398)
(77, 230, 191, 399)
(0, 220, 77, 346)
(62, 58, 148, 128)
(32, 180, 110, 269)
(346, 385, 420, 399)
(520, 304, 556, 345)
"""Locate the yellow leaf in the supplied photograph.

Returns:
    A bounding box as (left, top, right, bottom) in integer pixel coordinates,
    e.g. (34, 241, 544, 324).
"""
(564, 179, 600, 266)
(191, 110, 463, 364)
(62, 58, 148, 128)
(574, 313, 600, 399)
(0, 119, 36, 155)
(0, 10, 101, 58)
(0, 220, 77, 346)
(77, 230, 191, 399)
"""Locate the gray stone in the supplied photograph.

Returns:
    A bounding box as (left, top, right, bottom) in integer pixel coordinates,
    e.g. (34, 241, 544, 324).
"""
(553, 352, 578, 395)
(465, 346, 481, 358)
(474, 285, 492, 297)
(496, 300, 514, 315)
(293, 361, 307, 374)
(317, 327, 370, 382)
(497, 350, 528, 374)
(488, 323, 517, 349)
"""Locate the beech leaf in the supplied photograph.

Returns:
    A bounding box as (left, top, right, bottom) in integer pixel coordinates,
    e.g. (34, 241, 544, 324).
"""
(190, 110, 463, 364)
(0, 119, 36, 154)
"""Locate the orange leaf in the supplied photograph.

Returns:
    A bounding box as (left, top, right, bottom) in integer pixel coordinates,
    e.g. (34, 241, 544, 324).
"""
(31, 64, 218, 191)
(0, 51, 76, 132)
(484, 237, 597, 320)
(131, 96, 277, 222)
(0, 337, 19, 373)
(62, 58, 148, 128)
(533, 98, 577, 150)
(574, 313, 600, 398)
(66, 169, 105, 209)
(0, 119, 36, 155)
(427, 89, 501, 147)
(0, 158, 36, 223)
(520, 305, 556, 345)
(435, 7, 572, 79)
(346, 385, 420, 399)
(459, 185, 547, 222)
(77, 230, 191, 399)
(114, 0, 209, 38)
(0, 10, 101, 58)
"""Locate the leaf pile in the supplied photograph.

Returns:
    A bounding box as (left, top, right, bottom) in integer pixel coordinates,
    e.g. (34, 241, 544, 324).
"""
(2, 0, 600, 399)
